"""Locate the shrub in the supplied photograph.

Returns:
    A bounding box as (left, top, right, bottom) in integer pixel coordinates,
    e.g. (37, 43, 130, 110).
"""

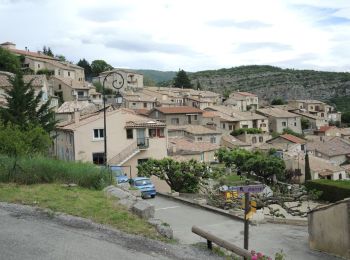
(305, 180, 350, 202)
(0, 155, 112, 189)
(231, 128, 262, 136)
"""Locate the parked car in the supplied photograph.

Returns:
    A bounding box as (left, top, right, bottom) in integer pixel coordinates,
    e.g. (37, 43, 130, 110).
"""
(129, 177, 156, 198)
(110, 166, 129, 184)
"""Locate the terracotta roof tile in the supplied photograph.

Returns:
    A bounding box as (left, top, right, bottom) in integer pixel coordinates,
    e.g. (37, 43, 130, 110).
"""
(279, 134, 306, 144)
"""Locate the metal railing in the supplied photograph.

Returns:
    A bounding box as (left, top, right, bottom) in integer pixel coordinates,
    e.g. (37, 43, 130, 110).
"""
(137, 137, 149, 149)
(108, 141, 138, 165)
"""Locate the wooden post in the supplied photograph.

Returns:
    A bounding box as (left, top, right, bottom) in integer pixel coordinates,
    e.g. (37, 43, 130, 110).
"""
(207, 240, 212, 250)
(244, 192, 250, 253)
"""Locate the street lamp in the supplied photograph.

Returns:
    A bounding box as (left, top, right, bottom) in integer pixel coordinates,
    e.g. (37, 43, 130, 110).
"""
(102, 71, 125, 166)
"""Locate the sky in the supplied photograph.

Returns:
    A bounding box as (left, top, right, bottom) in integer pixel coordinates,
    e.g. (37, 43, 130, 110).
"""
(1, 0, 350, 72)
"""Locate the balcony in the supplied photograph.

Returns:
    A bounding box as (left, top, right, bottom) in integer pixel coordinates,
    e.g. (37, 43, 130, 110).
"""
(137, 137, 149, 149)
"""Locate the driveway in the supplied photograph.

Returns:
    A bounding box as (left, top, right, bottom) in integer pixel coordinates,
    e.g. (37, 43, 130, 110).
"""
(149, 196, 340, 260)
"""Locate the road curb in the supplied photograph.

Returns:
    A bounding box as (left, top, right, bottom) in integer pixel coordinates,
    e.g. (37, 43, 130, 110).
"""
(157, 192, 244, 222)
(265, 216, 308, 226)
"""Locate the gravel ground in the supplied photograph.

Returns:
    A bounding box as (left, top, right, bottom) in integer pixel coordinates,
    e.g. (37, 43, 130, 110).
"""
(0, 202, 223, 260)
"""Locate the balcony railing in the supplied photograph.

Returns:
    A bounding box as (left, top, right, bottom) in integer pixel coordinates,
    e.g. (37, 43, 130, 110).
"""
(137, 137, 149, 149)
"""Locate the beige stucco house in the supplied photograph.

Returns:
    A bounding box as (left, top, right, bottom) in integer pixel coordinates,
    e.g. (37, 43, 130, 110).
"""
(257, 107, 302, 134)
(224, 91, 259, 111)
(54, 108, 170, 191)
(149, 106, 203, 126)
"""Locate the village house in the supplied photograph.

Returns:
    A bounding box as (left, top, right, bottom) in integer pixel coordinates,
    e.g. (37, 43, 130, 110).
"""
(93, 69, 143, 91)
(284, 154, 348, 182)
(123, 91, 156, 110)
(314, 126, 342, 137)
(201, 111, 221, 129)
(167, 137, 219, 163)
(234, 132, 272, 148)
(148, 106, 203, 126)
(167, 125, 222, 145)
(204, 105, 268, 133)
(288, 99, 341, 123)
(307, 137, 350, 165)
(340, 128, 350, 141)
(54, 108, 169, 191)
(55, 101, 99, 123)
(224, 91, 259, 111)
(257, 107, 302, 134)
(267, 134, 306, 154)
(220, 134, 251, 150)
(0, 71, 58, 109)
(142, 87, 184, 107)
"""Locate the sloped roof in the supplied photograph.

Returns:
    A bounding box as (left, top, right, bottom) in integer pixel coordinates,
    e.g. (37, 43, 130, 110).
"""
(168, 125, 222, 135)
(268, 134, 306, 144)
(6, 48, 57, 60)
(168, 137, 219, 154)
(154, 106, 203, 114)
(307, 137, 350, 157)
(0, 71, 46, 87)
(257, 107, 300, 118)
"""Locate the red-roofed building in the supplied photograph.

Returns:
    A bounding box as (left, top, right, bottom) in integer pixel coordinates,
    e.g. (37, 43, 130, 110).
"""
(149, 106, 203, 125)
(267, 134, 306, 153)
(314, 126, 341, 137)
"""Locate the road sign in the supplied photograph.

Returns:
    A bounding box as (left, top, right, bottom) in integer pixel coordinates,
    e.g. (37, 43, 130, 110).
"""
(227, 184, 264, 193)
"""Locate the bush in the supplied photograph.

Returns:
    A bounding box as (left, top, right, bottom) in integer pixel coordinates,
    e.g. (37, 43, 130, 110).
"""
(231, 128, 262, 136)
(305, 180, 350, 202)
(0, 155, 112, 189)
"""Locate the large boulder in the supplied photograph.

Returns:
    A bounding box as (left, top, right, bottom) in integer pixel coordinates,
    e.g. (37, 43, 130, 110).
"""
(156, 223, 173, 239)
(131, 201, 155, 219)
(108, 187, 130, 200)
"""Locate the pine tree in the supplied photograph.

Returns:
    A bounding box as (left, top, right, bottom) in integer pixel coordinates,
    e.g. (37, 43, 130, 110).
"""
(173, 69, 192, 88)
(77, 58, 92, 80)
(304, 152, 311, 182)
(0, 72, 57, 133)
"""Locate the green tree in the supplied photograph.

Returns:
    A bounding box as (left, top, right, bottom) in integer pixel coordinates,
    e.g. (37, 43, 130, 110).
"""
(77, 58, 92, 80)
(55, 55, 66, 62)
(143, 75, 156, 86)
(173, 69, 192, 88)
(271, 98, 285, 105)
(301, 118, 311, 130)
(282, 128, 304, 139)
(196, 80, 201, 90)
(0, 72, 57, 133)
(0, 47, 20, 73)
(304, 152, 311, 182)
(93, 82, 114, 95)
(342, 111, 350, 125)
(137, 158, 209, 193)
(91, 60, 113, 77)
(42, 46, 54, 57)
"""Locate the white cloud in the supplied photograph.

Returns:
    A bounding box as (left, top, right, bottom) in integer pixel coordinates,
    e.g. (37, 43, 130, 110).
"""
(0, 0, 350, 71)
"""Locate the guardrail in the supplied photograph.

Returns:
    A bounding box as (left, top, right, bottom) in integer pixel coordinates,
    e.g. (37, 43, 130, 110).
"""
(192, 226, 251, 259)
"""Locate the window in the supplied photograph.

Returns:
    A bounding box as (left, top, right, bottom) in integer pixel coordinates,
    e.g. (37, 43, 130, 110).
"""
(93, 129, 104, 140)
(197, 137, 203, 141)
(155, 111, 159, 118)
(242, 125, 249, 128)
(92, 153, 105, 165)
(171, 118, 179, 125)
(58, 84, 61, 90)
(68, 72, 71, 76)
(143, 102, 147, 108)
(37, 64, 40, 68)
(294, 122, 297, 126)
(252, 137, 257, 143)
(282, 122, 287, 127)
(149, 128, 164, 138)
(194, 115, 198, 120)
(339, 173, 342, 180)
(200, 153, 204, 162)
(78, 91, 84, 97)
(126, 129, 133, 139)
(210, 136, 216, 143)
(259, 136, 263, 143)
(229, 125, 233, 131)
(321, 113, 324, 117)
(223, 123, 226, 129)
(261, 119, 264, 122)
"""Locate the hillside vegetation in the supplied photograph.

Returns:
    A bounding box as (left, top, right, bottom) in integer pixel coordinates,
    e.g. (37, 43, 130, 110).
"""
(189, 65, 350, 102)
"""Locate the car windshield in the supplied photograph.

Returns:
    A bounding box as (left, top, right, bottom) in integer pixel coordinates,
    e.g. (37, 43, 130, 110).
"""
(110, 166, 124, 177)
(134, 179, 152, 186)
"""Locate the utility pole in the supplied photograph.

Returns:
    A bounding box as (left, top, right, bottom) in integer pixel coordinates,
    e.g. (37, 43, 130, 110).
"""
(244, 192, 250, 259)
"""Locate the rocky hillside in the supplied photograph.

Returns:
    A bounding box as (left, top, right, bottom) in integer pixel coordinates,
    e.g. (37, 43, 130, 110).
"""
(189, 65, 350, 102)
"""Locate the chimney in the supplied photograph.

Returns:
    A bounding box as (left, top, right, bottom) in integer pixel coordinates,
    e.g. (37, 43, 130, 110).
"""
(74, 108, 80, 123)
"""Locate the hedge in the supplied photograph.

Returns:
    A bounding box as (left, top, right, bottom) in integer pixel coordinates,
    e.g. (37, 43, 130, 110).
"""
(305, 179, 350, 202)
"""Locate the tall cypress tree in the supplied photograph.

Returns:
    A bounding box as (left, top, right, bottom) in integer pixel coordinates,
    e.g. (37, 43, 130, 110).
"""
(304, 152, 311, 182)
(0, 72, 56, 133)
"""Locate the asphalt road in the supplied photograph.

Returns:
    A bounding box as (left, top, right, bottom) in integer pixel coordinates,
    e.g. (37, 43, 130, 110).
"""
(149, 196, 340, 260)
(0, 205, 220, 260)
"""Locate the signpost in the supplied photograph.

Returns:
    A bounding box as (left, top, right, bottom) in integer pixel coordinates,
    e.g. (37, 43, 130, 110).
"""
(222, 184, 264, 260)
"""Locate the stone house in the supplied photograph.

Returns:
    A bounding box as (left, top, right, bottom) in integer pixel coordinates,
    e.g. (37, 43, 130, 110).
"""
(307, 137, 350, 165)
(201, 111, 221, 129)
(224, 91, 259, 111)
(267, 134, 306, 153)
(314, 126, 341, 137)
(168, 125, 222, 145)
(54, 108, 169, 191)
(94, 69, 143, 91)
(235, 132, 272, 147)
(123, 92, 156, 110)
(149, 106, 203, 126)
(340, 128, 350, 141)
(257, 107, 302, 134)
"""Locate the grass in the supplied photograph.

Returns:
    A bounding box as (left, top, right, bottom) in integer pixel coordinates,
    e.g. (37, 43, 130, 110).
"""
(0, 183, 161, 239)
(0, 156, 112, 189)
(218, 174, 246, 186)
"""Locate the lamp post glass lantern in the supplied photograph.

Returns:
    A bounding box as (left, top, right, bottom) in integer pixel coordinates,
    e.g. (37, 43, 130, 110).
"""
(102, 71, 125, 166)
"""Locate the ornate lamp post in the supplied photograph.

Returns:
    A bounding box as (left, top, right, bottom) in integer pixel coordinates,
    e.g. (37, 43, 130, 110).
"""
(102, 71, 125, 166)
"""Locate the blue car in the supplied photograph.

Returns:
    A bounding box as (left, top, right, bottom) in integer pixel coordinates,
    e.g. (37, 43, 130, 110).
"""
(110, 166, 129, 184)
(130, 177, 156, 198)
